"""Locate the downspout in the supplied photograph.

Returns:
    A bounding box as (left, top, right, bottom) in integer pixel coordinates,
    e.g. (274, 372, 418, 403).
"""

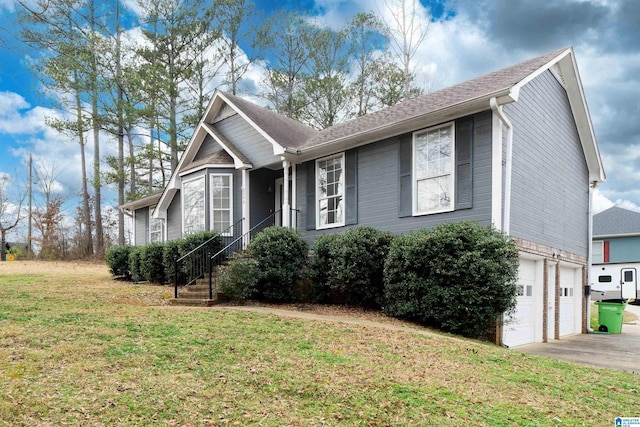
(490, 98, 513, 235)
(586, 181, 597, 332)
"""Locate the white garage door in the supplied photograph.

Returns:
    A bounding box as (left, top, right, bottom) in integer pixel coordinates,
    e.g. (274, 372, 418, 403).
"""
(503, 259, 537, 347)
(559, 267, 581, 337)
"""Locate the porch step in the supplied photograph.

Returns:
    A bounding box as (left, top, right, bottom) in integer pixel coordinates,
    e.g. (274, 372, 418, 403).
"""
(168, 298, 217, 307)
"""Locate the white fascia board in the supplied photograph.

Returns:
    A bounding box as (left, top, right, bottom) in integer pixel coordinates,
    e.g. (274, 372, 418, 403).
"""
(294, 94, 510, 163)
(557, 52, 606, 184)
(201, 122, 253, 169)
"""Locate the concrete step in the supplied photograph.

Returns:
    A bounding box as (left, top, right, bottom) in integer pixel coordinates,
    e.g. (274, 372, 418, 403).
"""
(168, 298, 217, 307)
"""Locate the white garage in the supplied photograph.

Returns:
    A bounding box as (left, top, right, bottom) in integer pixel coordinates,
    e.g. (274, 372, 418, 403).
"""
(559, 265, 583, 337)
(503, 257, 584, 348)
(503, 258, 543, 347)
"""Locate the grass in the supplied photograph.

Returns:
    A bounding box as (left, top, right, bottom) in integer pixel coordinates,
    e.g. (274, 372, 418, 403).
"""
(1, 261, 638, 426)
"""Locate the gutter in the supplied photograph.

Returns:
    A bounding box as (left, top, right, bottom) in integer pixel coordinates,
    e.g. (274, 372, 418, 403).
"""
(490, 97, 513, 235)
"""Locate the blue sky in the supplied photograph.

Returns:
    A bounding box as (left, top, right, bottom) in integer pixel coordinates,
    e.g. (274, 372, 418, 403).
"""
(1, 0, 639, 242)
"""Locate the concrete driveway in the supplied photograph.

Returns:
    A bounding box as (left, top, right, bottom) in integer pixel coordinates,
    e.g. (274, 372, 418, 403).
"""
(517, 304, 640, 373)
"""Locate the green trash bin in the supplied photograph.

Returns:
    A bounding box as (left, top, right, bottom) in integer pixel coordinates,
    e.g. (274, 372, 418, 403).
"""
(596, 300, 627, 334)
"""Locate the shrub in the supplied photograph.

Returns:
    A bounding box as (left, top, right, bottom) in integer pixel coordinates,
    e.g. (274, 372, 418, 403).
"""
(308, 233, 341, 303)
(383, 221, 519, 338)
(248, 226, 308, 302)
(218, 252, 260, 301)
(140, 243, 167, 284)
(310, 227, 394, 307)
(178, 231, 223, 257)
(128, 247, 144, 282)
(105, 245, 132, 278)
(162, 240, 182, 284)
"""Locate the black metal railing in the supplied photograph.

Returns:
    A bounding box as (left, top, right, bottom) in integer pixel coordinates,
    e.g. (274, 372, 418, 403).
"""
(173, 210, 283, 300)
(201, 210, 281, 300)
(174, 218, 244, 298)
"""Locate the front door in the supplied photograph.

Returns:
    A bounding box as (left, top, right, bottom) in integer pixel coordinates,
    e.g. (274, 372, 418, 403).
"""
(621, 268, 637, 300)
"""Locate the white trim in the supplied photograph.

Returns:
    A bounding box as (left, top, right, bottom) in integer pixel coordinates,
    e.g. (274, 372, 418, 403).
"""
(316, 152, 346, 229)
(291, 163, 297, 229)
(181, 175, 206, 235)
(178, 163, 235, 176)
(209, 173, 234, 236)
(242, 169, 250, 243)
(491, 110, 504, 231)
(412, 122, 456, 216)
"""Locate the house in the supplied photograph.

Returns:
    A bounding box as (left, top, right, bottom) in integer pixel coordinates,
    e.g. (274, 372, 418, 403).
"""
(591, 206, 640, 302)
(120, 46, 605, 347)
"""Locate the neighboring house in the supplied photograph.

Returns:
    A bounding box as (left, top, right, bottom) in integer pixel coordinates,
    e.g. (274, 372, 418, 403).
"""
(591, 206, 640, 301)
(120, 46, 605, 347)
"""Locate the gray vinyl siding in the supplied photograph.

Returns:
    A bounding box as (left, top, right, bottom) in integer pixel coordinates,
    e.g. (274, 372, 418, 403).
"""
(250, 168, 280, 228)
(167, 191, 182, 242)
(506, 70, 589, 256)
(216, 114, 278, 168)
(296, 111, 493, 242)
(134, 207, 149, 246)
(194, 134, 220, 161)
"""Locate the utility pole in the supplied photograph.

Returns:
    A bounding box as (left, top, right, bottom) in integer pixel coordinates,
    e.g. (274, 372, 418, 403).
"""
(27, 153, 32, 258)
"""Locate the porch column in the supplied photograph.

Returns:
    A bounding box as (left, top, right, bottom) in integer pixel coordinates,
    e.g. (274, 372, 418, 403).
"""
(282, 159, 290, 228)
(242, 168, 250, 247)
(291, 163, 297, 229)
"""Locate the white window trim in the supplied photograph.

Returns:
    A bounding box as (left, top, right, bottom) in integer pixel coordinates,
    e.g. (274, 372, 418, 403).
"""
(412, 122, 456, 216)
(316, 152, 345, 230)
(149, 205, 164, 243)
(210, 173, 234, 237)
(182, 175, 206, 235)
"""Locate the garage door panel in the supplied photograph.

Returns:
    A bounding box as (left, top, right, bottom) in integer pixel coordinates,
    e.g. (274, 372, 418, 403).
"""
(503, 259, 537, 347)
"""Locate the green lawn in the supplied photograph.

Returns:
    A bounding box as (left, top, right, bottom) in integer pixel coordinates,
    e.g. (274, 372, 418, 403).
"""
(0, 261, 637, 426)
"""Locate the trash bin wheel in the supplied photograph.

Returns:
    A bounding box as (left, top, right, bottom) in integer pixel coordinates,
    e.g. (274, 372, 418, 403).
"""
(598, 325, 608, 333)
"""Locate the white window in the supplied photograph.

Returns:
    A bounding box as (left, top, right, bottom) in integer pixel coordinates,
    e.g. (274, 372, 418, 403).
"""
(592, 241, 603, 263)
(317, 153, 344, 228)
(183, 175, 206, 234)
(150, 218, 164, 243)
(413, 123, 455, 215)
(210, 174, 233, 235)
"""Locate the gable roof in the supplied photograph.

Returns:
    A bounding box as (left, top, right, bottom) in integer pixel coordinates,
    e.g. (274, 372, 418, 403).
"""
(593, 206, 640, 237)
(127, 46, 605, 216)
(301, 47, 569, 151)
(218, 91, 318, 150)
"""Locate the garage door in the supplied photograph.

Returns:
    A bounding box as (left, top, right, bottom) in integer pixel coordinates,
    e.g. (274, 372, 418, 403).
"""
(559, 267, 581, 337)
(503, 259, 537, 347)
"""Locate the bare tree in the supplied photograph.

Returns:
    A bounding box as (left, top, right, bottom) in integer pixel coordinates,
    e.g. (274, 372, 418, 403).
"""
(0, 173, 26, 262)
(381, 0, 429, 99)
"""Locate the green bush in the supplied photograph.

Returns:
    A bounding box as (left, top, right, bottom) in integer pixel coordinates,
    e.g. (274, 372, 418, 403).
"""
(105, 245, 132, 278)
(383, 221, 519, 338)
(310, 227, 394, 307)
(218, 252, 260, 301)
(248, 226, 308, 302)
(308, 233, 341, 303)
(128, 247, 144, 282)
(162, 240, 182, 284)
(140, 243, 167, 284)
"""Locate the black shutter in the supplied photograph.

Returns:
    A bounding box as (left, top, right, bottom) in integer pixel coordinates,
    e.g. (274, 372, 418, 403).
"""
(455, 117, 474, 210)
(398, 136, 412, 217)
(345, 150, 358, 225)
(306, 161, 316, 230)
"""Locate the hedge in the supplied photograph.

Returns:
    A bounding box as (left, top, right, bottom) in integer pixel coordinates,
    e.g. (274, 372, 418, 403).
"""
(383, 221, 519, 338)
(248, 226, 308, 302)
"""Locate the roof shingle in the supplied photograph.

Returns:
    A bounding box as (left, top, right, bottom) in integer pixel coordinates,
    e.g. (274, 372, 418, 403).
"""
(593, 206, 640, 236)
